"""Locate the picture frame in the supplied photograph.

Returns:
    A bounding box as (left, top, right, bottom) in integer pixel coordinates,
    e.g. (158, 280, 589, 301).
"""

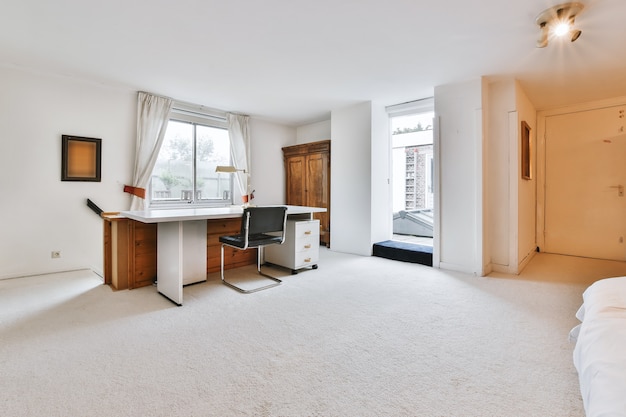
(521, 121, 532, 180)
(61, 135, 102, 182)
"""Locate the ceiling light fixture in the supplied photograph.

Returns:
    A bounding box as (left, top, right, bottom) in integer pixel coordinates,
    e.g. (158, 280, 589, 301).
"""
(535, 2, 585, 48)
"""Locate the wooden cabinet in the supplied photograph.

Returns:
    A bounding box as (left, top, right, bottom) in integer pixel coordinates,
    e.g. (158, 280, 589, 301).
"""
(283, 140, 330, 246)
(265, 219, 320, 274)
(103, 215, 256, 290)
(103, 215, 157, 290)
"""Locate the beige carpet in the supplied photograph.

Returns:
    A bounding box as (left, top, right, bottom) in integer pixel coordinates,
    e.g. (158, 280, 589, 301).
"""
(2, 250, 625, 417)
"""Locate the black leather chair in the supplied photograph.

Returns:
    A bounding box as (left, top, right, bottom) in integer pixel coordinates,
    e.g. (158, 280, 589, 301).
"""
(219, 206, 288, 293)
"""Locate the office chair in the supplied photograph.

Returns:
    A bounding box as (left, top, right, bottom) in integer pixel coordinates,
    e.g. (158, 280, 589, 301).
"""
(219, 206, 288, 293)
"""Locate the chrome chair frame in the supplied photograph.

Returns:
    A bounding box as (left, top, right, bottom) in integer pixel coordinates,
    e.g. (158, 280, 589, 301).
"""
(219, 206, 288, 293)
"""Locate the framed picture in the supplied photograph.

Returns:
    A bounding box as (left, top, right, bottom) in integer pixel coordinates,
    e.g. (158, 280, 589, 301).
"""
(521, 121, 532, 180)
(61, 135, 102, 182)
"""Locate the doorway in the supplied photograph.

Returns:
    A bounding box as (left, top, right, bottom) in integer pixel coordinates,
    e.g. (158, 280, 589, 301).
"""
(543, 105, 626, 261)
(389, 109, 435, 247)
(373, 99, 435, 266)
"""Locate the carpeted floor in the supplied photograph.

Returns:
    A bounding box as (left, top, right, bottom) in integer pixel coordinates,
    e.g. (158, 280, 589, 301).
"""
(2, 249, 625, 416)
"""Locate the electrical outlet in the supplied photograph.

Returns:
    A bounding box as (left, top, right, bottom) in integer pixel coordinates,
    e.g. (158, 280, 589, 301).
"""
(51, 251, 61, 259)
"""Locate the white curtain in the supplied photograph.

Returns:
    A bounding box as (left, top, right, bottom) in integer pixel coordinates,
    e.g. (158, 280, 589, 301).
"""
(129, 92, 173, 210)
(227, 113, 251, 202)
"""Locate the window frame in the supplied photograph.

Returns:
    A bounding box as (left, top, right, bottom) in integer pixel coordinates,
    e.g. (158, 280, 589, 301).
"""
(147, 104, 233, 208)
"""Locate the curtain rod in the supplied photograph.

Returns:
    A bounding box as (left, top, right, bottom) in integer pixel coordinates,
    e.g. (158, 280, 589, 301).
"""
(138, 91, 230, 121)
(171, 107, 227, 122)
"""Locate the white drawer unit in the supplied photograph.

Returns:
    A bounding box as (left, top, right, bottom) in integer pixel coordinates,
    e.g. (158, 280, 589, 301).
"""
(264, 219, 320, 274)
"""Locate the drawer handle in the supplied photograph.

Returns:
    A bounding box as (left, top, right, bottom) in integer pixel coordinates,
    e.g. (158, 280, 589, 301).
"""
(304, 230, 312, 235)
(304, 244, 311, 249)
(304, 258, 311, 263)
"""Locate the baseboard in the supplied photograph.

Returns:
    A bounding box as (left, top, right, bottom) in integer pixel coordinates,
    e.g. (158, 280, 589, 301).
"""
(0, 267, 93, 281)
(438, 261, 479, 275)
(518, 249, 537, 273)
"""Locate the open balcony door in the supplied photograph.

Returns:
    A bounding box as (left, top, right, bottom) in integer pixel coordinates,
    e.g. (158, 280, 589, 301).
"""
(544, 105, 626, 261)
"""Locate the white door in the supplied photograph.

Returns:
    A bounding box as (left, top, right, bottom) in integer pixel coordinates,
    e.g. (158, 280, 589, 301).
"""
(544, 105, 626, 261)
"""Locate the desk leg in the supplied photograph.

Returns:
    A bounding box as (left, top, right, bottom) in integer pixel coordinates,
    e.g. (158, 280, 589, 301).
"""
(181, 220, 208, 286)
(156, 220, 207, 306)
(157, 222, 184, 305)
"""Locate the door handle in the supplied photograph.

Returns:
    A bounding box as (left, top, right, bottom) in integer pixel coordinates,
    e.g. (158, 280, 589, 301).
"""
(610, 185, 624, 197)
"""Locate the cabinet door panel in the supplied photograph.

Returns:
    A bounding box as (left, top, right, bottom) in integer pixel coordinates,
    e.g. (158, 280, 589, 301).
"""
(306, 153, 328, 205)
(306, 152, 329, 234)
(286, 156, 306, 205)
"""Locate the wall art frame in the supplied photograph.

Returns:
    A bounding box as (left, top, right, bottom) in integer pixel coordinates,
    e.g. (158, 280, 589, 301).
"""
(61, 135, 102, 182)
(521, 121, 532, 180)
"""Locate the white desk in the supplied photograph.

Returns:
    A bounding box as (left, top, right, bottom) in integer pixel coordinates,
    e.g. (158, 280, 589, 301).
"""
(121, 205, 326, 305)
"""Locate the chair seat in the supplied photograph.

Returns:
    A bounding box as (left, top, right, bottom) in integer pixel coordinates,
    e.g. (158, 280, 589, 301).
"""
(219, 206, 288, 293)
(219, 233, 283, 249)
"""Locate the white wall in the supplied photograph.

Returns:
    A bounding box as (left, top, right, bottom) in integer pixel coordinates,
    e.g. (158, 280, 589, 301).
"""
(484, 78, 537, 275)
(0, 67, 296, 279)
(434, 79, 485, 275)
(515, 81, 537, 270)
(0, 67, 544, 279)
(296, 119, 331, 144)
(296, 110, 390, 250)
(486, 80, 516, 271)
(249, 119, 296, 205)
(0, 67, 136, 279)
(370, 101, 391, 244)
(330, 102, 373, 255)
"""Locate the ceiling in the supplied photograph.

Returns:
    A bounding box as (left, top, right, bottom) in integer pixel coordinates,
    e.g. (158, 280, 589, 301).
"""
(2, 0, 626, 126)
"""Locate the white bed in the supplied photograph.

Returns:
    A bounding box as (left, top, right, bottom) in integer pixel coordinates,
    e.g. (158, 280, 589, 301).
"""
(571, 276, 626, 417)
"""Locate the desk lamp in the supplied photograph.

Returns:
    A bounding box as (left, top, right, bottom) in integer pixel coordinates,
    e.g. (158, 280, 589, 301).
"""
(215, 165, 253, 206)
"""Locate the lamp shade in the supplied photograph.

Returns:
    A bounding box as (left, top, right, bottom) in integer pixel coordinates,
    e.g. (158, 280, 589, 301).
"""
(215, 165, 245, 173)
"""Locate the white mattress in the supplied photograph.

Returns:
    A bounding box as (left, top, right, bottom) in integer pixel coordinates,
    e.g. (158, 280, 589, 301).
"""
(572, 276, 626, 417)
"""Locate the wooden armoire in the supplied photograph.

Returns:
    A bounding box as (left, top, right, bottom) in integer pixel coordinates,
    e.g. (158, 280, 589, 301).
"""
(282, 140, 330, 247)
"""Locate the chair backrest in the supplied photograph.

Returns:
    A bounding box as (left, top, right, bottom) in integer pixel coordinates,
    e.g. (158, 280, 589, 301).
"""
(241, 206, 288, 236)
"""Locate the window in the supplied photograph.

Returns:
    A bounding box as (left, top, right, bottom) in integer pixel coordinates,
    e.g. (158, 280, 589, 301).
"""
(149, 106, 232, 206)
(390, 110, 434, 212)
